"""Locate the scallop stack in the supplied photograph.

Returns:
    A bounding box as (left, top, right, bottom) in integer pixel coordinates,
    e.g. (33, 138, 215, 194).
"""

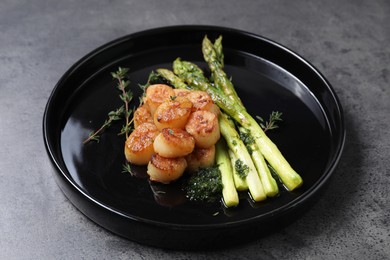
(124, 84, 220, 184)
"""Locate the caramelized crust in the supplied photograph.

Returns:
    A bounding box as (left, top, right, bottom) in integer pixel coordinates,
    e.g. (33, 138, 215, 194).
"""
(185, 110, 220, 148)
(124, 123, 159, 165)
(153, 128, 195, 158)
(147, 154, 187, 184)
(186, 145, 216, 173)
(133, 104, 153, 129)
(173, 88, 191, 97)
(186, 90, 213, 111)
(145, 84, 175, 115)
(154, 97, 192, 130)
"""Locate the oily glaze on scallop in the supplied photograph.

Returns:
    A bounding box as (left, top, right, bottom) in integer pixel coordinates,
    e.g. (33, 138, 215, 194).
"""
(153, 128, 195, 158)
(153, 97, 193, 131)
(147, 154, 187, 184)
(185, 110, 220, 148)
(185, 145, 216, 173)
(124, 123, 159, 165)
(144, 84, 175, 116)
(133, 104, 153, 129)
(186, 90, 214, 112)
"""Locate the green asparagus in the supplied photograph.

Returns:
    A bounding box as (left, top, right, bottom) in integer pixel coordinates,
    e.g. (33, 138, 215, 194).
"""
(216, 139, 239, 207)
(228, 149, 249, 191)
(202, 36, 280, 196)
(238, 127, 279, 197)
(202, 36, 242, 105)
(212, 35, 224, 68)
(156, 68, 190, 90)
(219, 113, 266, 201)
(172, 58, 302, 191)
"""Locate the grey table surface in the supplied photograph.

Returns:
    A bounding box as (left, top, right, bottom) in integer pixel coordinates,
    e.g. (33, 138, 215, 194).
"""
(1, 0, 389, 259)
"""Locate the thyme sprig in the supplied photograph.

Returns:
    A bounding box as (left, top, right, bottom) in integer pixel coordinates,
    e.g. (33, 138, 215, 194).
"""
(112, 67, 133, 138)
(84, 67, 133, 144)
(83, 106, 124, 144)
(122, 163, 135, 176)
(256, 111, 283, 132)
(138, 70, 160, 91)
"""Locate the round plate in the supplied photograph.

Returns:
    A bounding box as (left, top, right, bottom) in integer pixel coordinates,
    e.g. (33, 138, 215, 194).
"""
(43, 25, 345, 250)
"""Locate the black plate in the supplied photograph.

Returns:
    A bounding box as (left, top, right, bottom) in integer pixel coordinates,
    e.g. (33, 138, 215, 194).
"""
(43, 25, 345, 250)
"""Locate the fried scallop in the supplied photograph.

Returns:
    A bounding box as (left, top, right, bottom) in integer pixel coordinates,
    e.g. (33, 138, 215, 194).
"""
(147, 154, 187, 184)
(186, 90, 214, 112)
(207, 103, 221, 116)
(144, 84, 175, 116)
(185, 145, 216, 173)
(185, 110, 220, 148)
(173, 88, 191, 98)
(153, 128, 195, 158)
(124, 123, 159, 165)
(133, 104, 153, 129)
(153, 97, 193, 131)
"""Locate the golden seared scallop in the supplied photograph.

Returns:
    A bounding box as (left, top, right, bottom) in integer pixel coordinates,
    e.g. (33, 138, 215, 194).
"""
(208, 103, 221, 116)
(124, 123, 159, 165)
(147, 154, 187, 184)
(153, 97, 193, 130)
(185, 145, 216, 173)
(173, 88, 191, 98)
(145, 84, 175, 116)
(185, 110, 220, 148)
(186, 90, 214, 112)
(133, 104, 153, 129)
(153, 128, 195, 158)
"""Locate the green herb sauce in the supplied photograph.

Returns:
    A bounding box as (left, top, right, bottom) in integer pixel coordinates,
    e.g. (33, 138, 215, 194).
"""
(184, 166, 222, 203)
(235, 159, 249, 179)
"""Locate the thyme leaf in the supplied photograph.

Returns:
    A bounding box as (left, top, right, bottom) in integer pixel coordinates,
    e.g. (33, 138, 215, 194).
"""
(84, 67, 134, 144)
(112, 67, 133, 138)
(122, 163, 135, 176)
(256, 111, 283, 132)
(83, 106, 124, 144)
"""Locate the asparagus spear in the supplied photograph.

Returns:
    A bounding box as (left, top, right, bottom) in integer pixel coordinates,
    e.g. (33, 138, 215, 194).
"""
(219, 113, 266, 202)
(224, 114, 248, 191)
(156, 68, 190, 90)
(212, 35, 224, 68)
(172, 59, 303, 191)
(202, 36, 242, 105)
(172, 58, 244, 120)
(238, 127, 279, 197)
(203, 37, 279, 196)
(228, 149, 249, 191)
(216, 139, 239, 207)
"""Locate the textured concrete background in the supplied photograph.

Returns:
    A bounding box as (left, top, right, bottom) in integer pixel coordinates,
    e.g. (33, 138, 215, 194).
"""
(1, 0, 389, 259)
